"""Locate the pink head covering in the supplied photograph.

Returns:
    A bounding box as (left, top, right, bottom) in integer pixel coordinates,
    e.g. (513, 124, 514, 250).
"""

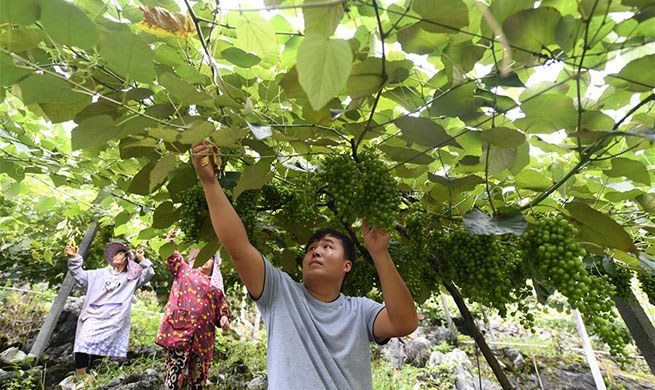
(210, 250, 224, 293)
(104, 242, 142, 281)
(188, 248, 224, 292)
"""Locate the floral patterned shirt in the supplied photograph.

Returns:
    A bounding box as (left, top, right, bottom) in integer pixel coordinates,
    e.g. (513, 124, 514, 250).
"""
(156, 251, 229, 360)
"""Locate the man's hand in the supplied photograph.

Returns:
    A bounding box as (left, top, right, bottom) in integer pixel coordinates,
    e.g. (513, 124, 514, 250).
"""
(219, 316, 230, 330)
(64, 243, 79, 257)
(191, 141, 221, 183)
(362, 219, 390, 257)
(136, 248, 146, 262)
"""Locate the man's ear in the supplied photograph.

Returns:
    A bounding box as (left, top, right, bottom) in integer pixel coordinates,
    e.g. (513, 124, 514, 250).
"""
(343, 260, 352, 273)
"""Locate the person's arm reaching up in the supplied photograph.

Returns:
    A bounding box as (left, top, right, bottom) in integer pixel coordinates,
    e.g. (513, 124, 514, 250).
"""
(190, 141, 265, 299)
(65, 243, 89, 287)
(362, 220, 418, 339)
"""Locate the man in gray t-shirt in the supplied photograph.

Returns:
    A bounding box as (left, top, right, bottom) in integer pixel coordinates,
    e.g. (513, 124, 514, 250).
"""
(255, 252, 387, 389)
(191, 142, 419, 389)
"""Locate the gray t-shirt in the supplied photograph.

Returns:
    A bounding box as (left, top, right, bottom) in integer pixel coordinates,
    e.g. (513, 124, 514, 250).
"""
(253, 257, 388, 390)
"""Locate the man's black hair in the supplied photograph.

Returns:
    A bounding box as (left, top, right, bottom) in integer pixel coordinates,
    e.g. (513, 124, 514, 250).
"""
(305, 228, 356, 262)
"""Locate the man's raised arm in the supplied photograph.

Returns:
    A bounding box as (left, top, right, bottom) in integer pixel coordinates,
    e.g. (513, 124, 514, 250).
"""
(190, 141, 265, 298)
(362, 220, 418, 339)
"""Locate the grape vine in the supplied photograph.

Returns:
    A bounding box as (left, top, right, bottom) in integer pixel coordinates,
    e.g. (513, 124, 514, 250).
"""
(178, 185, 209, 243)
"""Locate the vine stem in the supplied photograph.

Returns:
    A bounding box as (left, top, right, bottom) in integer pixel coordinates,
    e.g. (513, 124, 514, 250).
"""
(354, 0, 388, 154)
(354, 0, 655, 90)
(474, 1, 511, 76)
(183, 0, 233, 99)
(520, 159, 588, 211)
(385, 42, 648, 173)
(3, 50, 188, 129)
(575, 0, 601, 160)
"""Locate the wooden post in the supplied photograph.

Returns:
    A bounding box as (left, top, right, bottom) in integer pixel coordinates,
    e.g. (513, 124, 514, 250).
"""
(440, 293, 454, 332)
(613, 292, 655, 375)
(28, 225, 98, 361)
(572, 309, 606, 390)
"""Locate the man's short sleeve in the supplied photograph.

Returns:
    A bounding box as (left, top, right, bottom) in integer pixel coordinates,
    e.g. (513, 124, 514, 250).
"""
(251, 255, 284, 311)
(359, 297, 389, 345)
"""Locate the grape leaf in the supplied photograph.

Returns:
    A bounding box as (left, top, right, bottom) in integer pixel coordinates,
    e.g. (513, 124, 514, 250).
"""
(296, 35, 352, 110)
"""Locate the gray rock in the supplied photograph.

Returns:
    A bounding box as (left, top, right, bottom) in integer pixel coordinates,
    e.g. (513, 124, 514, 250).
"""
(454, 363, 476, 390)
(95, 368, 160, 390)
(403, 336, 432, 368)
(541, 367, 596, 390)
(381, 338, 405, 368)
(26, 296, 83, 357)
(428, 351, 446, 367)
(247, 375, 268, 390)
(414, 326, 457, 346)
(504, 347, 525, 371)
(0, 347, 27, 365)
(0, 368, 16, 382)
(429, 348, 470, 368)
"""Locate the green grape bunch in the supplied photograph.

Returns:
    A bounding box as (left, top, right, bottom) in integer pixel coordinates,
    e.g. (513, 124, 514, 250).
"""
(279, 177, 320, 226)
(316, 149, 400, 231)
(396, 206, 439, 299)
(638, 272, 655, 306)
(357, 149, 401, 230)
(433, 230, 520, 317)
(178, 185, 209, 243)
(588, 256, 634, 301)
(260, 182, 293, 210)
(521, 215, 629, 360)
(317, 153, 361, 224)
(341, 259, 378, 297)
(233, 189, 261, 246)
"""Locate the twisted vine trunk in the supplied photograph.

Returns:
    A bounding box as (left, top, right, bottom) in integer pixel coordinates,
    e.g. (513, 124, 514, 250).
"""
(442, 281, 514, 390)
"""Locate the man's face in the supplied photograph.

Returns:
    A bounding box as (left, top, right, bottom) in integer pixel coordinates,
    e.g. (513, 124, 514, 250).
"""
(302, 235, 352, 283)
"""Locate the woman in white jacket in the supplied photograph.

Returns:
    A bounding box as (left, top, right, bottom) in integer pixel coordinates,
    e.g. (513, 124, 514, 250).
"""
(64, 241, 155, 378)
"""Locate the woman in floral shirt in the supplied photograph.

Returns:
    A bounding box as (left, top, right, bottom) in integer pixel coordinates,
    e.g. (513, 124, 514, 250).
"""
(156, 232, 230, 390)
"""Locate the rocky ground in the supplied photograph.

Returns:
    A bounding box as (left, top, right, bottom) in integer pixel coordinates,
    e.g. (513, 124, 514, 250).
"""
(379, 324, 654, 390)
(0, 293, 654, 389)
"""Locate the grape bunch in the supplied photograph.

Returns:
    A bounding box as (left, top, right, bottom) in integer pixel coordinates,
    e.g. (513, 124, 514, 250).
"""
(638, 272, 655, 306)
(233, 189, 261, 245)
(588, 256, 634, 301)
(342, 259, 378, 297)
(397, 206, 438, 299)
(317, 149, 400, 231)
(178, 185, 209, 242)
(280, 177, 320, 226)
(260, 182, 293, 210)
(317, 153, 361, 223)
(520, 216, 628, 360)
(432, 230, 522, 317)
(357, 149, 401, 230)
